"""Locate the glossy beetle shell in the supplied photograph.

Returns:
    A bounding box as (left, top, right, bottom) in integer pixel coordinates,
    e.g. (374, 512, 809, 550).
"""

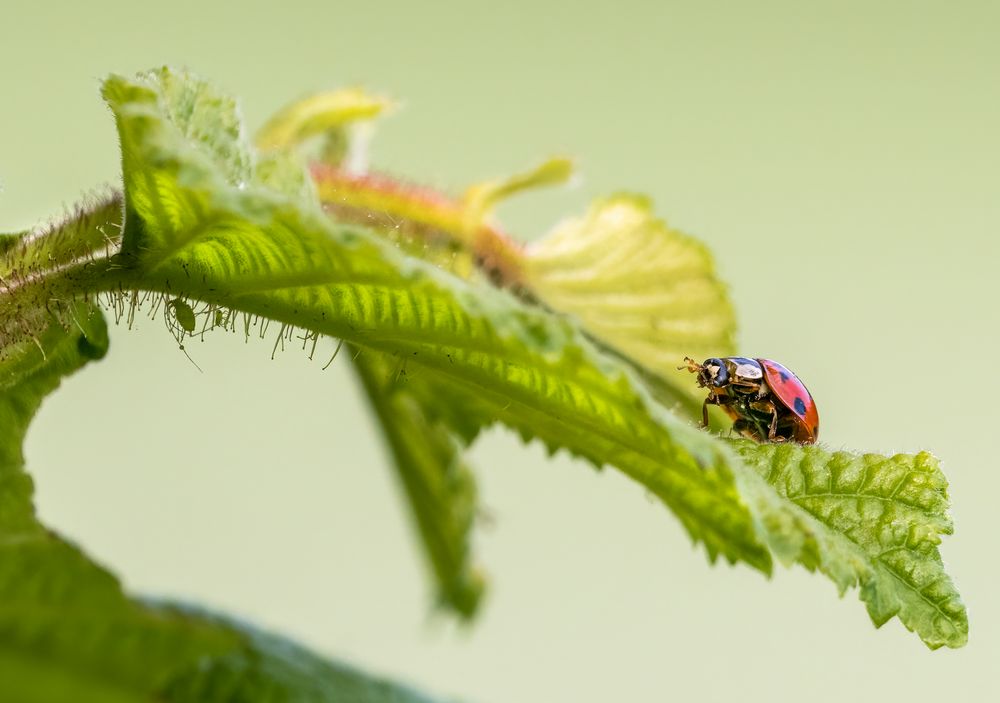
(758, 359, 819, 443)
(680, 356, 819, 444)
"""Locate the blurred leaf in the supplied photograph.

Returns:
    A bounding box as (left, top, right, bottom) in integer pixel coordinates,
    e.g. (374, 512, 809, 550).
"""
(254, 149, 318, 202)
(460, 156, 574, 231)
(255, 87, 392, 152)
(256, 87, 392, 172)
(524, 195, 737, 404)
(0, 304, 237, 699)
(0, 303, 454, 699)
(156, 610, 449, 703)
(351, 348, 487, 617)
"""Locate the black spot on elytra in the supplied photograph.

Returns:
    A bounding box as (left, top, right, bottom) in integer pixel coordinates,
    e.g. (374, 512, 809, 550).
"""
(793, 397, 808, 415)
(779, 371, 790, 382)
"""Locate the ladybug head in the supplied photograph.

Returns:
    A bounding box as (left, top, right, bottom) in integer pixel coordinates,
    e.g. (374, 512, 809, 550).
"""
(679, 356, 730, 387)
(699, 357, 730, 388)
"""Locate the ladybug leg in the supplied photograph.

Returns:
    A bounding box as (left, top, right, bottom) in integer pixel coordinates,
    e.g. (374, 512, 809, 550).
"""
(748, 399, 780, 441)
(732, 419, 764, 442)
(701, 393, 724, 427)
(701, 392, 736, 428)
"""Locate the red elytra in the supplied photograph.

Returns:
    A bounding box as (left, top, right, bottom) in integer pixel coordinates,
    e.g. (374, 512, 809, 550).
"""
(758, 359, 820, 443)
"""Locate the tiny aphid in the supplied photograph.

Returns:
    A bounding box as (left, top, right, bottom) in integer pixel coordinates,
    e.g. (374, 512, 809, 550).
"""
(167, 298, 196, 333)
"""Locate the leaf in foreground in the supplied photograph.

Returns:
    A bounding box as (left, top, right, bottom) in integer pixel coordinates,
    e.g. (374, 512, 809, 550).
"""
(733, 441, 966, 649)
(351, 347, 486, 617)
(0, 304, 453, 696)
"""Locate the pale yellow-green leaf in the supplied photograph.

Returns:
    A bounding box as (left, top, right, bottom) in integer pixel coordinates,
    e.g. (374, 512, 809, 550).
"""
(523, 195, 736, 403)
(255, 87, 392, 151)
(461, 156, 574, 233)
(255, 87, 392, 170)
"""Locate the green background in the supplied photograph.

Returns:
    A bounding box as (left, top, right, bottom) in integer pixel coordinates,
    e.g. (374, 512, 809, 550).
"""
(2, 1, 996, 700)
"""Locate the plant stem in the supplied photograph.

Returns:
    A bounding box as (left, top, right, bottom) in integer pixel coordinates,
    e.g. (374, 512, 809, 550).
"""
(310, 164, 527, 288)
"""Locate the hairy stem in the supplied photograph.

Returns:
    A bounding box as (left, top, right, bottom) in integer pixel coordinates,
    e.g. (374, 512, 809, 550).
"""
(310, 164, 527, 288)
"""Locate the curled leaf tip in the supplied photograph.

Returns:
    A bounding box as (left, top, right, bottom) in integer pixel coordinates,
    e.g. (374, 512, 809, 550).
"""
(255, 87, 394, 154)
(461, 156, 576, 229)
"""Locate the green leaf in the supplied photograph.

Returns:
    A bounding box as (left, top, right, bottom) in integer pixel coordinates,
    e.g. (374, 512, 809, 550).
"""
(730, 441, 966, 649)
(0, 303, 451, 699)
(6, 66, 966, 651)
(0, 303, 110, 507)
(96, 67, 776, 575)
(91, 67, 964, 648)
(523, 194, 737, 405)
(0, 304, 237, 699)
(155, 609, 449, 703)
(350, 347, 486, 617)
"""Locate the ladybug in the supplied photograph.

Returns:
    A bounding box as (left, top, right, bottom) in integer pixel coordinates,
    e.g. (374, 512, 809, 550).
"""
(679, 357, 819, 444)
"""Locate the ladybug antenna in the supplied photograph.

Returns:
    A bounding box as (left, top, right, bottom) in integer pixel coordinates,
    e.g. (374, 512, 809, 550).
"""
(678, 356, 703, 373)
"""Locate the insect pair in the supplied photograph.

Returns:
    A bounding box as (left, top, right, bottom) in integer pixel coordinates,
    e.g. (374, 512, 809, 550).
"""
(680, 356, 820, 444)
